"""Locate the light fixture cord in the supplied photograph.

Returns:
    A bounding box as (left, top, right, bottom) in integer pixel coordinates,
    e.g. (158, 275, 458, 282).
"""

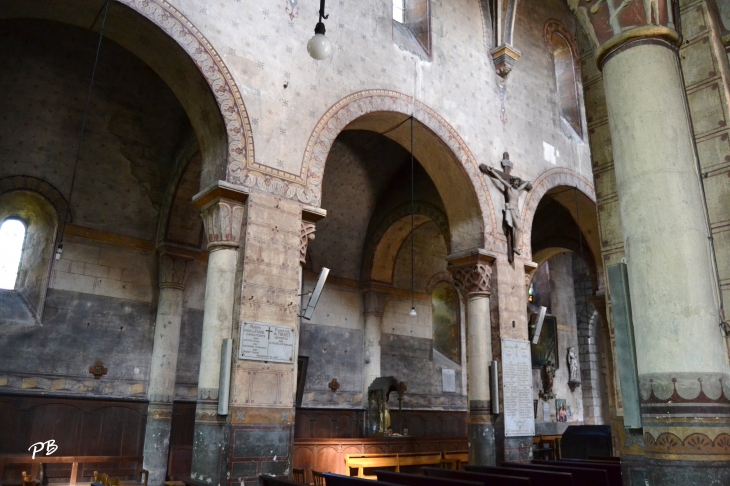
(60, 0, 111, 244)
(411, 115, 415, 311)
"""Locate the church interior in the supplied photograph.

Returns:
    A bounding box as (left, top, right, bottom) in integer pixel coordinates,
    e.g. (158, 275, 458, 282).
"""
(1, 0, 730, 485)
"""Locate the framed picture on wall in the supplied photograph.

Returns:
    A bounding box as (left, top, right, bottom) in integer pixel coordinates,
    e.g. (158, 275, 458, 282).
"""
(530, 314, 558, 369)
(556, 398, 567, 422)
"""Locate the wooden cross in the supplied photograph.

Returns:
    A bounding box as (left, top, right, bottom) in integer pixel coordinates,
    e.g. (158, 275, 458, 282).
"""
(89, 361, 108, 380)
(328, 378, 340, 393)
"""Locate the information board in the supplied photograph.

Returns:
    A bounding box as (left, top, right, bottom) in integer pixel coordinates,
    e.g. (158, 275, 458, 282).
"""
(501, 338, 536, 437)
(238, 321, 295, 363)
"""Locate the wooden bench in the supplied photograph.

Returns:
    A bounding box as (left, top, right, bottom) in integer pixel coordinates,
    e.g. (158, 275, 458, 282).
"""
(465, 465, 573, 486)
(344, 452, 441, 478)
(0, 455, 148, 486)
(376, 470, 483, 486)
(422, 467, 532, 486)
(322, 473, 404, 486)
(504, 462, 608, 486)
(440, 450, 469, 470)
(260, 476, 304, 486)
(547, 459, 622, 486)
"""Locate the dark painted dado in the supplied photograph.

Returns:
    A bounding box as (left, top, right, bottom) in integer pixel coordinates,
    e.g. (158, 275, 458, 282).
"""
(294, 408, 466, 439)
(228, 425, 292, 486)
(622, 455, 730, 486)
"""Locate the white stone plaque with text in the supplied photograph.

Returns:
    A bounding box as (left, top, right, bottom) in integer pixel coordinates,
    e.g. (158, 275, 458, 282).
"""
(501, 338, 536, 437)
(239, 321, 295, 363)
(442, 369, 456, 393)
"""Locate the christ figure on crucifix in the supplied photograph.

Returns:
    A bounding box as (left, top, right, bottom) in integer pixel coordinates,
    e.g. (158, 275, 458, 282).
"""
(479, 152, 532, 263)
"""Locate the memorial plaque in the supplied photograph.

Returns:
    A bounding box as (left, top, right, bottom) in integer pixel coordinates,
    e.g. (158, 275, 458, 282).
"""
(239, 321, 295, 363)
(501, 338, 536, 437)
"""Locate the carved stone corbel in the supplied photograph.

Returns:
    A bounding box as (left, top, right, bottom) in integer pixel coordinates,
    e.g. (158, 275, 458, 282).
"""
(300, 204, 327, 266)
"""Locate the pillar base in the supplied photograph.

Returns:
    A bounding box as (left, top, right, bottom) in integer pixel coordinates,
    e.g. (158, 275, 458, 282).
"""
(142, 403, 173, 486)
(646, 458, 730, 486)
(468, 423, 496, 466)
(191, 402, 230, 486)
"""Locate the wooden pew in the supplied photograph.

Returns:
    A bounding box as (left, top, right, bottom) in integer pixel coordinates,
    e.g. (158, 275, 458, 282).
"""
(0, 455, 147, 486)
(322, 473, 401, 486)
(441, 450, 469, 470)
(465, 465, 573, 486)
(260, 476, 304, 486)
(422, 467, 532, 486)
(504, 462, 609, 486)
(588, 456, 620, 462)
(344, 452, 441, 478)
(546, 459, 622, 486)
(376, 470, 483, 486)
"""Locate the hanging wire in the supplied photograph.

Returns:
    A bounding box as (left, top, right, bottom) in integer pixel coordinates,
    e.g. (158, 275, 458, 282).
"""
(58, 0, 111, 253)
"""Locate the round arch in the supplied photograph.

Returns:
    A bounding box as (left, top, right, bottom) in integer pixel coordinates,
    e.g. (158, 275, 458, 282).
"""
(300, 90, 497, 253)
(0, 0, 254, 188)
(519, 167, 596, 261)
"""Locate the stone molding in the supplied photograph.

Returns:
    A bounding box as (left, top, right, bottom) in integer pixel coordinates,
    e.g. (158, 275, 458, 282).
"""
(519, 168, 596, 261)
(147, 402, 174, 420)
(115, 0, 256, 187)
(490, 44, 522, 77)
(299, 90, 497, 239)
(567, 0, 681, 67)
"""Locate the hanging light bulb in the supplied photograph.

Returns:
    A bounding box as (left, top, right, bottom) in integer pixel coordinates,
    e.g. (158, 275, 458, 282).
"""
(409, 306, 417, 317)
(307, 0, 332, 60)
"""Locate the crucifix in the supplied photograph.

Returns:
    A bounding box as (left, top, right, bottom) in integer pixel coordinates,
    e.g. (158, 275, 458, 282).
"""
(479, 152, 532, 263)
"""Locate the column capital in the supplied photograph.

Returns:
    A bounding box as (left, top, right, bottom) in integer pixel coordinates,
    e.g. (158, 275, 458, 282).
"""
(361, 283, 389, 317)
(300, 204, 327, 265)
(193, 182, 247, 252)
(447, 249, 496, 296)
(157, 244, 197, 289)
(569, 0, 680, 68)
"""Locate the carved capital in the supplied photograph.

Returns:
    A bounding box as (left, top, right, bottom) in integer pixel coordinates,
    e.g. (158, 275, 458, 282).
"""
(447, 249, 496, 296)
(300, 204, 326, 265)
(158, 252, 194, 289)
(199, 199, 245, 251)
(490, 44, 521, 77)
(362, 288, 388, 317)
(300, 221, 316, 265)
(568, 0, 680, 67)
(450, 264, 493, 295)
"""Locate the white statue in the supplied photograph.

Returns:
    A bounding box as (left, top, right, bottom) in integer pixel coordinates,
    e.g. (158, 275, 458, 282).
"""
(568, 347, 580, 385)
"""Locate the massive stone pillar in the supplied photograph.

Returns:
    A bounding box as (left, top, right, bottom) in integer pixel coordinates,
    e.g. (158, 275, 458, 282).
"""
(143, 246, 195, 486)
(571, 1, 730, 482)
(448, 250, 496, 467)
(190, 183, 247, 486)
(361, 287, 387, 401)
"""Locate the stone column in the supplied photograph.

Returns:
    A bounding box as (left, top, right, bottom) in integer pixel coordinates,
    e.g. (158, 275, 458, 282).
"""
(448, 250, 496, 467)
(143, 246, 195, 486)
(190, 183, 247, 486)
(361, 287, 387, 401)
(571, 2, 730, 482)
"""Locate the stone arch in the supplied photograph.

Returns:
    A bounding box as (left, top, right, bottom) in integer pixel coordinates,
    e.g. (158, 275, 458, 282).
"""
(362, 202, 450, 281)
(301, 90, 497, 253)
(0, 175, 69, 225)
(520, 167, 595, 261)
(0, 0, 254, 189)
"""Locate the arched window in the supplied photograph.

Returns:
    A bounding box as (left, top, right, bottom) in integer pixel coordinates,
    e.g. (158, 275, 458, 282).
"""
(545, 21, 582, 137)
(393, 0, 405, 23)
(432, 282, 460, 363)
(0, 219, 26, 290)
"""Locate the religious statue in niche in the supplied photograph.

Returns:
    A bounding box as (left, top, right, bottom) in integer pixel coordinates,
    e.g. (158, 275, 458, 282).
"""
(567, 346, 581, 388)
(539, 360, 556, 401)
(479, 153, 533, 263)
(366, 376, 407, 437)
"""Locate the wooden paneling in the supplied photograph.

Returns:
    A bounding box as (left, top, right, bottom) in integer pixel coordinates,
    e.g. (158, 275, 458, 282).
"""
(294, 408, 466, 439)
(0, 395, 146, 461)
(293, 438, 468, 478)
